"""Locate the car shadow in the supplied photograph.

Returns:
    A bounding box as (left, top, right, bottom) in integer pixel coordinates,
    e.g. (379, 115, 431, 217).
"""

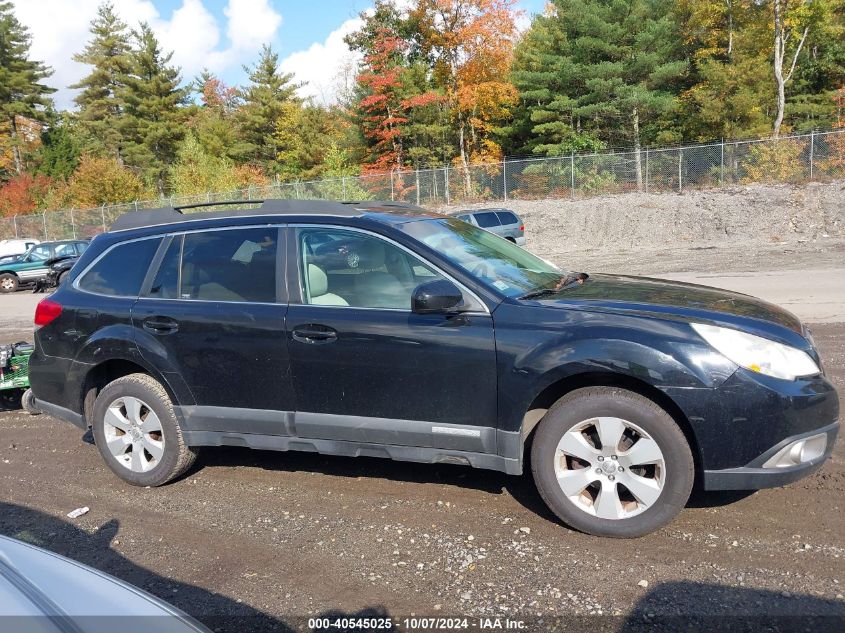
(0, 501, 399, 633)
(619, 580, 845, 632)
(195, 446, 761, 525)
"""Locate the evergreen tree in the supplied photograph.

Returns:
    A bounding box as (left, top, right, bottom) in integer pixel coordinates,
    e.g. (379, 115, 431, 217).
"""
(120, 23, 188, 194)
(36, 114, 81, 180)
(70, 2, 132, 160)
(509, 8, 604, 156)
(234, 45, 299, 171)
(0, 0, 55, 175)
(510, 0, 686, 190)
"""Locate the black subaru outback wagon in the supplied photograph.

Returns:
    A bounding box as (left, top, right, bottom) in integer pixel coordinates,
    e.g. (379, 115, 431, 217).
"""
(29, 200, 839, 537)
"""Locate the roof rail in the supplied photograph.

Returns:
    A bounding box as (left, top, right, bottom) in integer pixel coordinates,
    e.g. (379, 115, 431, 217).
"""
(109, 199, 425, 232)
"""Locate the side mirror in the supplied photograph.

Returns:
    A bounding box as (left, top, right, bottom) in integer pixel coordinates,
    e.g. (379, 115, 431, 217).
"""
(412, 279, 466, 314)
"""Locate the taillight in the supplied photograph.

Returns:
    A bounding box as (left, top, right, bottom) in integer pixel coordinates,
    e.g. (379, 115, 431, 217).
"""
(519, 225, 525, 232)
(34, 298, 62, 327)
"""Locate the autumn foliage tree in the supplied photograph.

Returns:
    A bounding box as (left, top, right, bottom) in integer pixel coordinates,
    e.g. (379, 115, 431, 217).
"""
(0, 172, 52, 216)
(356, 28, 412, 173)
(412, 0, 519, 190)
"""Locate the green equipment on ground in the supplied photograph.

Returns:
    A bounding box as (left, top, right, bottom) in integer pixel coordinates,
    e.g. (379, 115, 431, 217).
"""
(0, 342, 40, 414)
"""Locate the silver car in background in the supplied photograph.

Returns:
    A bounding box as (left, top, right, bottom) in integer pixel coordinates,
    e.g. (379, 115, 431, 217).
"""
(454, 209, 525, 245)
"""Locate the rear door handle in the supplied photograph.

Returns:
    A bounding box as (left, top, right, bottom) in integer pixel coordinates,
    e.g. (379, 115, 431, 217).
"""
(292, 325, 337, 344)
(142, 316, 179, 335)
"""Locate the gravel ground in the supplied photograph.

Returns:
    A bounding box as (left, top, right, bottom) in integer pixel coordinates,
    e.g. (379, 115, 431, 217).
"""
(0, 322, 843, 631)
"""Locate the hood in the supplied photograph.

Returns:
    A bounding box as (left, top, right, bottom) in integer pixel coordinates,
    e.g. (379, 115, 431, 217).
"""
(0, 535, 209, 630)
(530, 273, 805, 339)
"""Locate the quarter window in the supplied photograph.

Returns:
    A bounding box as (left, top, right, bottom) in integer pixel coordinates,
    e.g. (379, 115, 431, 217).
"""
(178, 228, 277, 302)
(496, 211, 518, 225)
(78, 238, 161, 297)
(299, 228, 446, 310)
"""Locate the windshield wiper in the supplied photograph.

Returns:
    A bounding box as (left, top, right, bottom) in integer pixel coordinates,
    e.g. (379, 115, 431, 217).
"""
(518, 272, 589, 300)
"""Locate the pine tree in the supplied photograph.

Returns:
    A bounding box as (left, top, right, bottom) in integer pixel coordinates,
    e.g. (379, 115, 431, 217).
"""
(509, 8, 605, 155)
(234, 45, 299, 171)
(510, 0, 686, 190)
(70, 2, 132, 161)
(36, 114, 81, 180)
(0, 0, 55, 175)
(120, 23, 188, 194)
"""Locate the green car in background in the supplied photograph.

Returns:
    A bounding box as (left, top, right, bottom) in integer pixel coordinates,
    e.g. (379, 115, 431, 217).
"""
(0, 239, 90, 293)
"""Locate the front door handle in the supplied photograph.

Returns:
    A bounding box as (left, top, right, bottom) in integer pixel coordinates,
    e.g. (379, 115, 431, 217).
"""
(292, 324, 337, 344)
(142, 316, 179, 335)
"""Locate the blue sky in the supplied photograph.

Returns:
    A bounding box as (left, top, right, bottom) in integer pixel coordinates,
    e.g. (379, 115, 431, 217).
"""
(13, 0, 547, 110)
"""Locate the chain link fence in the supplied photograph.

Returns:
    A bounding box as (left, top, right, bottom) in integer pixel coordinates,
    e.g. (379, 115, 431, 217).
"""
(2, 129, 843, 241)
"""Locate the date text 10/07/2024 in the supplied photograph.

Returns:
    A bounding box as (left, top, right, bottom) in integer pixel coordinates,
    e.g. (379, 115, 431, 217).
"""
(308, 617, 527, 630)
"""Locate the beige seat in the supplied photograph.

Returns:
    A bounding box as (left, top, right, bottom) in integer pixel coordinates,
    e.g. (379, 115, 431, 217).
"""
(307, 264, 348, 306)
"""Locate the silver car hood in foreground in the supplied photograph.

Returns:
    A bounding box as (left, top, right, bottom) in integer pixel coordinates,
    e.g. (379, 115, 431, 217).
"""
(0, 535, 210, 632)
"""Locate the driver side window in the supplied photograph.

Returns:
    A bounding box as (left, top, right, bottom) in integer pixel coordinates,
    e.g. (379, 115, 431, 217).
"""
(298, 228, 445, 310)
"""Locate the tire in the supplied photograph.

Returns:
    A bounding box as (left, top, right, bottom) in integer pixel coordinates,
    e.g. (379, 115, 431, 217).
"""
(505, 237, 516, 243)
(21, 388, 41, 415)
(0, 273, 19, 293)
(531, 386, 694, 538)
(91, 373, 199, 486)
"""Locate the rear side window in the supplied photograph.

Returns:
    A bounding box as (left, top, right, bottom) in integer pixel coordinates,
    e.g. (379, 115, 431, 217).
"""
(473, 212, 500, 228)
(179, 228, 277, 302)
(456, 214, 472, 223)
(496, 211, 518, 225)
(78, 238, 161, 297)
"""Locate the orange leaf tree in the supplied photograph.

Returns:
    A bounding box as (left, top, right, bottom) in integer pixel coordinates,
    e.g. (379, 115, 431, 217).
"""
(413, 0, 519, 190)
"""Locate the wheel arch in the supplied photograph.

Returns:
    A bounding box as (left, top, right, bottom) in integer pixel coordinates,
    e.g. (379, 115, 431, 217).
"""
(80, 357, 180, 428)
(520, 371, 703, 482)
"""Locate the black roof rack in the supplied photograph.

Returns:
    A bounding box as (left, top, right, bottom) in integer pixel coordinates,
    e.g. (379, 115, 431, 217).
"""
(109, 199, 425, 232)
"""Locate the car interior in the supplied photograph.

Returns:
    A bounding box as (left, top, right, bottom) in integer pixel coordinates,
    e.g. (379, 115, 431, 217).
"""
(301, 230, 439, 310)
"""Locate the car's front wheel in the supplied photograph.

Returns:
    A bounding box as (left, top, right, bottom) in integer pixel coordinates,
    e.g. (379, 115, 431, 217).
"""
(531, 386, 694, 538)
(91, 373, 199, 486)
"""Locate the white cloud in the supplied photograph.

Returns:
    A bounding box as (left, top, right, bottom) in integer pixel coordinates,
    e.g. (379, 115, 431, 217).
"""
(11, 0, 283, 110)
(280, 17, 363, 105)
(225, 0, 282, 54)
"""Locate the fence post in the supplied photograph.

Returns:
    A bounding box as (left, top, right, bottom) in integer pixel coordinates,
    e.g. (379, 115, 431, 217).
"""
(445, 164, 450, 205)
(720, 140, 725, 186)
(342, 177, 347, 201)
(809, 130, 815, 179)
(645, 148, 649, 194)
(70, 208, 76, 239)
(502, 159, 508, 201)
(390, 169, 395, 201)
(678, 148, 683, 192)
(101, 204, 106, 232)
(570, 151, 575, 199)
(42, 212, 48, 240)
(134, 200, 139, 211)
(12, 215, 18, 238)
(415, 169, 420, 206)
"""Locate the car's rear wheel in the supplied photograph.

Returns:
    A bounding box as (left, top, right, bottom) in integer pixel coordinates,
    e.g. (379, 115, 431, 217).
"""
(531, 386, 694, 538)
(0, 273, 19, 293)
(21, 388, 40, 415)
(91, 373, 199, 486)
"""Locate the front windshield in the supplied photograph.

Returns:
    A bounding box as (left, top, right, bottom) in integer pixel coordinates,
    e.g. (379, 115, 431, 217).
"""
(401, 217, 564, 297)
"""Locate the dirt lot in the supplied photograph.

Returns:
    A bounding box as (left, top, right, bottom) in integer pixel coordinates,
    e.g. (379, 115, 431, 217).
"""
(0, 322, 843, 631)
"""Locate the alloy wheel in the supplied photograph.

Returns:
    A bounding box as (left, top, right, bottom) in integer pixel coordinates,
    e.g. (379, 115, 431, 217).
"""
(554, 416, 666, 520)
(102, 396, 165, 473)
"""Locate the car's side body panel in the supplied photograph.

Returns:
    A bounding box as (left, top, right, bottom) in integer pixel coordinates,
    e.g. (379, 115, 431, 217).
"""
(28, 204, 839, 491)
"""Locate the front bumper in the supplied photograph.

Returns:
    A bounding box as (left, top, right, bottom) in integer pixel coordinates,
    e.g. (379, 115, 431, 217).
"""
(703, 421, 839, 490)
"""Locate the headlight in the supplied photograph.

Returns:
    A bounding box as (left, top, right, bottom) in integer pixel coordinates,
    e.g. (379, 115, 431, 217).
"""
(692, 323, 819, 380)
